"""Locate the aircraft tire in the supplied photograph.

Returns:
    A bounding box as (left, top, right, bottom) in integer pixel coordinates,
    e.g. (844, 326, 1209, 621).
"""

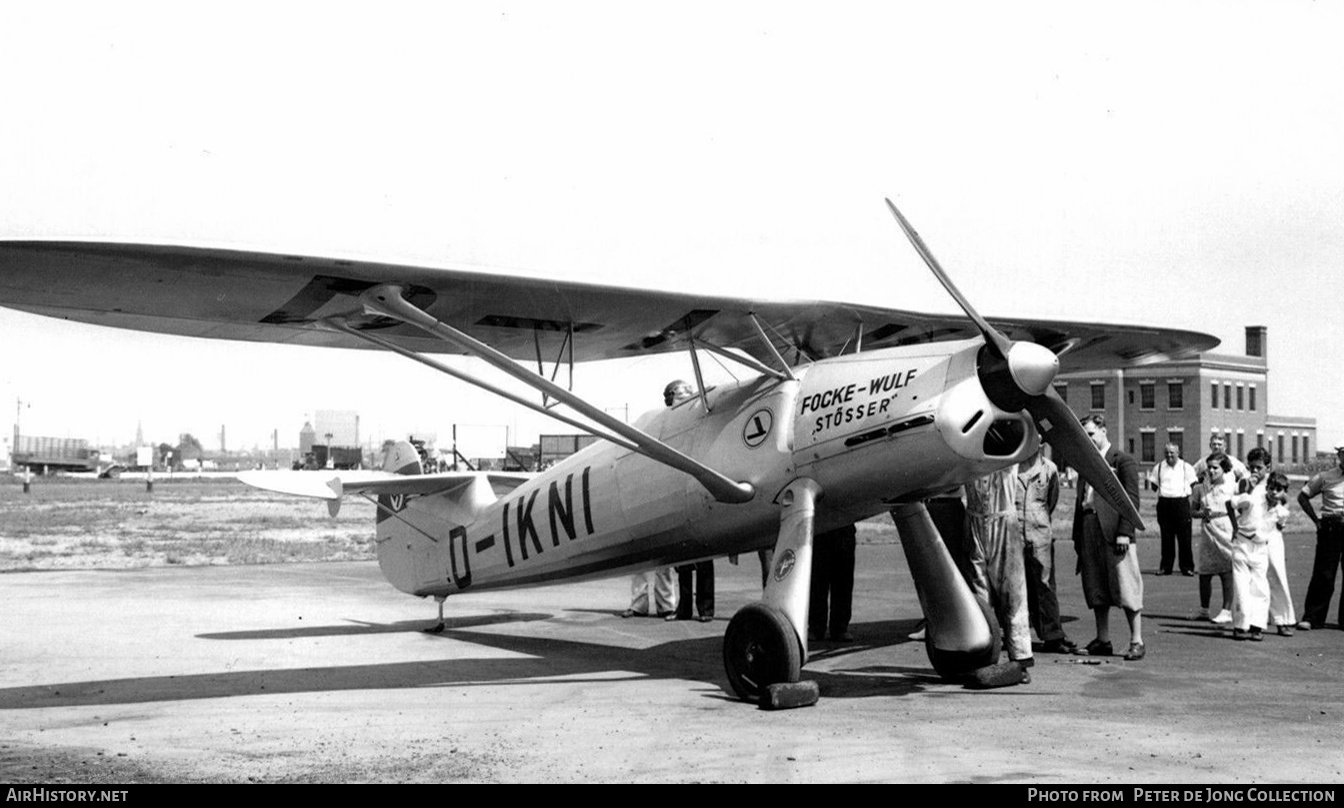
(924, 596, 1002, 680)
(723, 602, 802, 703)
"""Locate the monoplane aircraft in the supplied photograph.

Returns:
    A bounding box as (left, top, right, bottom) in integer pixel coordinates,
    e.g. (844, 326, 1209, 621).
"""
(0, 201, 1218, 704)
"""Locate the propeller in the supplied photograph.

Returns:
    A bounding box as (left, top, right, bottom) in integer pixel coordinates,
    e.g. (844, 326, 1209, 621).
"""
(884, 198, 1144, 531)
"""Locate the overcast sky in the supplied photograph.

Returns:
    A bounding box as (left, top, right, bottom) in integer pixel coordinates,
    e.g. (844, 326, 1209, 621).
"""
(2, 1, 1341, 456)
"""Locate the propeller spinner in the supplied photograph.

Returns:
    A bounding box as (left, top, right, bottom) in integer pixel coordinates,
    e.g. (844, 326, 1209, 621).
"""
(884, 198, 1145, 531)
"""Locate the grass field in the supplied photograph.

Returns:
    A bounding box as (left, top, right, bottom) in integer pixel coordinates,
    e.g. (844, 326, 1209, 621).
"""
(0, 477, 375, 571)
(1, 475, 1320, 571)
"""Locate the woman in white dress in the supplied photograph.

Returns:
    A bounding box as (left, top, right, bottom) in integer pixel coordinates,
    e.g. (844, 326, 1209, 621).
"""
(1193, 454, 1237, 624)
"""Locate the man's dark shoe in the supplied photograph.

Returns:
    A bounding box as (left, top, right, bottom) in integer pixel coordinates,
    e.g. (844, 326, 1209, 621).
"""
(1075, 638, 1112, 656)
(831, 631, 855, 643)
(1041, 637, 1078, 654)
(1123, 642, 1146, 660)
(1181, 570, 1196, 577)
(1156, 570, 1173, 576)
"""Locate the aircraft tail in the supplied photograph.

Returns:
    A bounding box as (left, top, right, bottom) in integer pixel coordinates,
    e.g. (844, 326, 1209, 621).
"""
(373, 441, 507, 596)
(243, 440, 526, 596)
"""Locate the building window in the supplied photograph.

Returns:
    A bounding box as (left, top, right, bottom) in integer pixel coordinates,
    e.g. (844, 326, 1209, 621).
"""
(1140, 382, 1155, 410)
(1167, 430, 1184, 459)
(1054, 383, 1067, 402)
(1224, 383, 1232, 410)
(1277, 434, 1285, 463)
(1256, 432, 1264, 449)
(1236, 432, 1244, 459)
(1090, 383, 1105, 410)
(1304, 436, 1310, 459)
(1211, 382, 1219, 409)
(1236, 385, 1244, 411)
(1292, 435, 1300, 464)
(1249, 385, 1257, 412)
(1140, 431, 1157, 463)
(1168, 382, 1184, 410)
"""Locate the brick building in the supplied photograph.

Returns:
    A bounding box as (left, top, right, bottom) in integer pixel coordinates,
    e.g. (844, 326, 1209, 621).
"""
(1055, 326, 1317, 466)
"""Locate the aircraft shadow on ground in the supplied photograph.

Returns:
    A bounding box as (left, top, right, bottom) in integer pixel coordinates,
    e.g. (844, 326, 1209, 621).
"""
(195, 612, 554, 640)
(0, 616, 948, 710)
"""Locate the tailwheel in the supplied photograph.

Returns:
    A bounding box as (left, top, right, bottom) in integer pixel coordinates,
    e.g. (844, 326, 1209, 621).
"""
(423, 595, 447, 634)
(723, 603, 802, 703)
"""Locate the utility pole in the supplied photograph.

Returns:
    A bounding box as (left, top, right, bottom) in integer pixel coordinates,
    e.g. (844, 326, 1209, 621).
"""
(15, 397, 29, 492)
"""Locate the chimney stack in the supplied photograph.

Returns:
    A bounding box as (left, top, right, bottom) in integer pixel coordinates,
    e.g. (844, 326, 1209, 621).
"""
(1245, 325, 1267, 359)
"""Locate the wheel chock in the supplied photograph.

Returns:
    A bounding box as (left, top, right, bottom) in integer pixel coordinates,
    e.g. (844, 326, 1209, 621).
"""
(964, 661, 1029, 689)
(762, 679, 820, 710)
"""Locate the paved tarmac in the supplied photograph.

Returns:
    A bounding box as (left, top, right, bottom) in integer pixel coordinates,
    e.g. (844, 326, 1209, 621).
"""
(2, 533, 1343, 783)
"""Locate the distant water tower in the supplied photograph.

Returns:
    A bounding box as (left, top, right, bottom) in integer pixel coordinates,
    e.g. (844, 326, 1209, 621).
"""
(299, 421, 315, 455)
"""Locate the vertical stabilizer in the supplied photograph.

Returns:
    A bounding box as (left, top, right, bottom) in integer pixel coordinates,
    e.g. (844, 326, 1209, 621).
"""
(375, 440, 439, 595)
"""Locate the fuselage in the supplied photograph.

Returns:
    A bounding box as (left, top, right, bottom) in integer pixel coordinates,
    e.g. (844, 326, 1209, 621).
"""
(376, 338, 1040, 598)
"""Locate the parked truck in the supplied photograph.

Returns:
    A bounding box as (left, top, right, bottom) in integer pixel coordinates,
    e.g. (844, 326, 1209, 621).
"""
(11, 436, 99, 474)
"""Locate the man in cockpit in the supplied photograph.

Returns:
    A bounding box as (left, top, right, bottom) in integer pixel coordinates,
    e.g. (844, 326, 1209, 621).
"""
(664, 379, 694, 407)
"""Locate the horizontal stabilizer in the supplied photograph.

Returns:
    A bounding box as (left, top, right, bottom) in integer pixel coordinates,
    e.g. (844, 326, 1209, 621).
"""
(237, 469, 532, 500)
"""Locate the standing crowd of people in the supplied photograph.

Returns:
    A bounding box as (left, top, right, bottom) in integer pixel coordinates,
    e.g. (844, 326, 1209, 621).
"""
(924, 420, 1344, 688)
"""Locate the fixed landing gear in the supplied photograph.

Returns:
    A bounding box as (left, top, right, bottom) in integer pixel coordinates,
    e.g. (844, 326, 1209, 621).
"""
(723, 603, 802, 703)
(924, 596, 1002, 679)
(890, 501, 1000, 680)
(723, 477, 820, 705)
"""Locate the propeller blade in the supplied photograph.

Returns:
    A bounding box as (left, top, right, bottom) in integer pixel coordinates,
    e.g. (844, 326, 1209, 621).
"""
(1024, 389, 1145, 531)
(882, 198, 1139, 528)
(885, 198, 1014, 360)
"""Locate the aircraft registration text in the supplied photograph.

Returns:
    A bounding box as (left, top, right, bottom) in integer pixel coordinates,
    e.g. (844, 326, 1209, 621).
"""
(448, 467, 597, 589)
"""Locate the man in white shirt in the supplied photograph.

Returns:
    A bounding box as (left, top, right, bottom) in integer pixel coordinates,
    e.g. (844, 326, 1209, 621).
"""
(1149, 443, 1199, 576)
(1193, 434, 1248, 485)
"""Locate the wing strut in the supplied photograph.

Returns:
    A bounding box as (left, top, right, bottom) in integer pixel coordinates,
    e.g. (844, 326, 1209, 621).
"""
(747, 314, 798, 380)
(533, 323, 573, 410)
(686, 330, 712, 413)
(321, 318, 640, 454)
(691, 337, 793, 382)
(357, 285, 756, 505)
